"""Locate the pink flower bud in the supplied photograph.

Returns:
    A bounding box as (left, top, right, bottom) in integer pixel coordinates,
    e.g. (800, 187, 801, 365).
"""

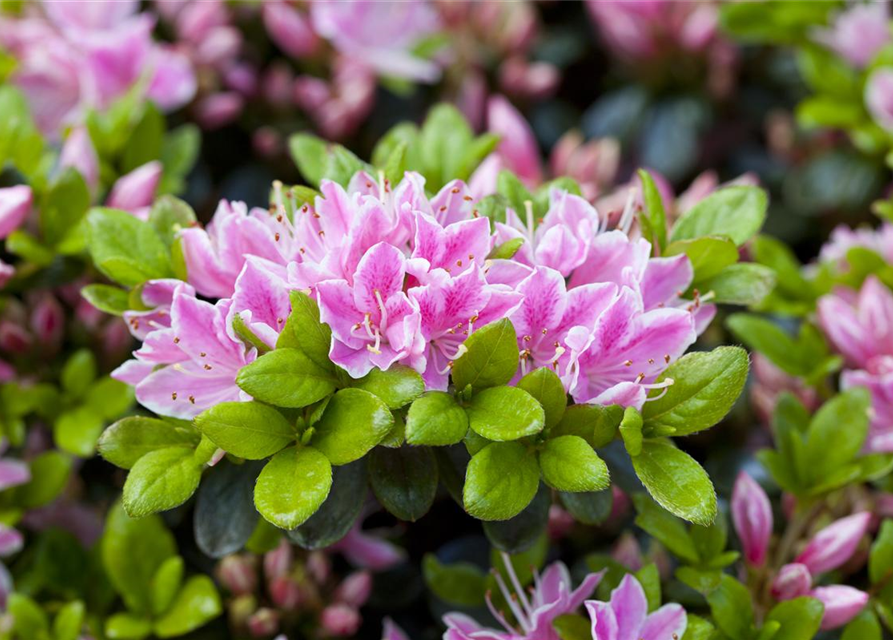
(499, 57, 559, 100)
(263, 1, 320, 59)
(612, 532, 643, 571)
(195, 92, 244, 130)
(382, 618, 410, 640)
(218, 555, 257, 596)
(334, 571, 372, 608)
(59, 127, 99, 191)
(547, 504, 575, 541)
(731, 472, 773, 566)
(0, 261, 14, 290)
(195, 25, 242, 68)
(306, 551, 330, 584)
(770, 563, 812, 601)
(29, 295, 64, 348)
(106, 161, 162, 218)
(796, 512, 870, 575)
(320, 604, 361, 637)
(247, 607, 280, 638)
(487, 94, 542, 187)
(0, 322, 31, 354)
(264, 539, 293, 580)
(810, 585, 869, 630)
(176, 0, 228, 43)
(0, 186, 32, 240)
(268, 575, 303, 610)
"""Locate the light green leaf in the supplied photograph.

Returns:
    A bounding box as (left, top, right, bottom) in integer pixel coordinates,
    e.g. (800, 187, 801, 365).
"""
(664, 236, 739, 282)
(123, 447, 202, 517)
(706, 575, 755, 640)
(699, 263, 776, 305)
(517, 367, 567, 430)
(550, 404, 623, 448)
(670, 186, 768, 246)
(153, 576, 222, 638)
(53, 601, 85, 640)
(311, 388, 394, 465)
(538, 436, 609, 492)
(86, 207, 171, 286)
(804, 387, 870, 482)
(99, 416, 200, 469)
(451, 318, 520, 391)
(54, 406, 104, 457)
(467, 386, 545, 441)
(288, 133, 328, 187)
(276, 291, 335, 372)
(765, 597, 824, 640)
(105, 613, 152, 640)
(405, 391, 469, 446)
(870, 520, 893, 585)
(631, 440, 716, 525)
(151, 557, 184, 616)
(463, 442, 540, 521)
(81, 284, 131, 316)
(254, 446, 332, 529)
(352, 364, 424, 409)
(195, 401, 295, 459)
(236, 348, 338, 408)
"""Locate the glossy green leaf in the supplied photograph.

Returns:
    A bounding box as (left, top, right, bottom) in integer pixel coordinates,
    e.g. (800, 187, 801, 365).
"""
(86, 207, 171, 286)
(539, 436, 609, 492)
(517, 367, 567, 430)
(706, 574, 755, 640)
(99, 416, 200, 470)
(631, 440, 716, 525)
(451, 319, 520, 391)
(352, 364, 424, 409)
(405, 391, 469, 446)
(551, 403, 623, 448)
(467, 386, 545, 442)
(123, 447, 203, 517)
(664, 236, 739, 282)
(463, 442, 540, 521)
(670, 186, 768, 246)
(150, 557, 184, 616)
(288, 460, 367, 549)
(153, 576, 222, 638)
(369, 446, 438, 521)
(699, 263, 776, 305)
(254, 446, 332, 529)
(310, 388, 394, 465)
(236, 348, 338, 408)
(195, 401, 295, 459)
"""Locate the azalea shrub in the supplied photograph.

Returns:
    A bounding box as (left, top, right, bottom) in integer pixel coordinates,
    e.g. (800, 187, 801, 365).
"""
(4, 1, 893, 640)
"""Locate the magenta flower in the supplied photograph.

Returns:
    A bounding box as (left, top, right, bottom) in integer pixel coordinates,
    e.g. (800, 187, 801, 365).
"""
(811, 585, 869, 630)
(0, 186, 32, 240)
(444, 553, 604, 640)
(311, 0, 441, 82)
(814, 4, 890, 68)
(488, 95, 542, 187)
(508, 266, 618, 375)
(795, 512, 870, 575)
(770, 563, 812, 601)
(316, 242, 424, 379)
(123, 279, 195, 340)
(731, 471, 773, 567)
(106, 161, 163, 219)
(59, 126, 100, 192)
(262, 0, 320, 60)
(227, 257, 291, 350)
(585, 574, 686, 640)
(562, 286, 696, 408)
(113, 290, 253, 419)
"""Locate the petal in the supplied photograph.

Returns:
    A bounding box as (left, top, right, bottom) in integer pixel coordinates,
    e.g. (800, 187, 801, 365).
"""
(0, 524, 22, 556)
(610, 574, 648, 640)
(431, 180, 475, 226)
(136, 361, 243, 419)
(229, 257, 291, 347)
(171, 294, 245, 369)
(512, 267, 569, 341)
(796, 512, 871, 575)
(640, 255, 694, 310)
(352, 242, 407, 316)
(317, 279, 363, 345)
(586, 600, 619, 640)
(568, 232, 650, 289)
(0, 460, 29, 492)
(639, 604, 687, 640)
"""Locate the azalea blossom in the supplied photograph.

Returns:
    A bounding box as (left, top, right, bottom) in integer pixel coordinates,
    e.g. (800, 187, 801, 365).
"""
(585, 573, 686, 640)
(443, 553, 603, 640)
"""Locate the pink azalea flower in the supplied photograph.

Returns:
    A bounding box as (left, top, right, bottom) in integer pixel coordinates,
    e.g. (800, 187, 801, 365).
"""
(310, 0, 442, 82)
(488, 95, 542, 187)
(123, 279, 196, 340)
(262, 0, 320, 59)
(585, 574, 686, 640)
(106, 161, 163, 219)
(226, 257, 291, 350)
(731, 471, 773, 567)
(444, 553, 604, 640)
(113, 290, 253, 419)
(0, 186, 32, 240)
(316, 242, 424, 379)
(795, 512, 870, 576)
(818, 277, 893, 370)
(562, 286, 696, 409)
(819, 223, 893, 267)
(328, 519, 406, 571)
(59, 126, 100, 192)
(814, 4, 890, 68)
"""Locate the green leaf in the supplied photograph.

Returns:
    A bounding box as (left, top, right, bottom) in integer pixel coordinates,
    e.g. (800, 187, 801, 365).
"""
(99, 416, 199, 469)
(61, 349, 97, 397)
(236, 348, 338, 408)
(418, 104, 474, 190)
(559, 490, 613, 525)
(14, 451, 72, 509)
(40, 168, 90, 247)
(254, 446, 332, 529)
(310, 388, 394, 465)
(195, 401, 295, 459)
(55, 406, 104, 457)
(483, 488, 550, 554)
(369, 446, 438, 521)
(804, 387, 870, 483)
(631, 440, 717, 525)
(539, 436, 609, 492)
(122, 103, 163, 171)
(288, 460, 367, 549)
(153, 576, 222, 638)
(497, 170, 534, 218)
(194, 460, 262, 558)
(102, 502, 177, 615)
(670, 186, 768, 246)
(422, 554, 487, 607)
(488, 237, 525, 260)
(517, 367, 567, 430)
(467, 386, 545, 441)
(638, 169, 667, 251)
(752, 235, 809, 297)
(452, 318, 520, 391)
(700, 263, 776, 305)
(405, 391, 469, 446)
(681, 615, 716, 640)
(105, 613, 152, 640)
(0, 86, 44, 178)
(53, 601, 85, 640)
(726, 314, 826, 378)
(288, 133, 328, 187)
(551, 403, 622, 448)
(635, 563, 662, 612)
(81, 284, 130, 316)
(323, 144, 370, 186)
(632, 494, 699, 563)
(277, 291, 335, 371)
(151, 556, 184, 616)
(86, 208, 171, 286)
(159, 124, 200, 194)
(664, 236, 739, 282)
(148, 196, 197, 248)
(463, 442, 540, 521)
(619, 406, 644, 456)
(382, 140, 408, 186)
(553, 614, 591, 640)
(706, 575, 755, 640)
(765, 597, 824, 640)
(642, 347, 749, 437)
(870, 520, 893, 585)
(842, 611, 881, 640)
(123, 447, 202, 517)
(352, 365, 424, 409)
(8, 594, 49, 638)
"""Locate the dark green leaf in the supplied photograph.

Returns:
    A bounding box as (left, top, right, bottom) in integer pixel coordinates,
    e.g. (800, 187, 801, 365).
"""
(369, 446, 438, 521)
(288, 460, 367, 549)
(194, 460, 262, 558)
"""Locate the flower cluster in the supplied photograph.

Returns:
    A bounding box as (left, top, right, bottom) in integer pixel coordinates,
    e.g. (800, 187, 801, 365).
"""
(114, 168, 709, 420)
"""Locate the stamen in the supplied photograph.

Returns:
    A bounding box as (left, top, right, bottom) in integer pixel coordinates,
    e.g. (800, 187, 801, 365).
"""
(524, 200, 535, 243)
(618, 188, 636, 235)
(501, 553, 534, 620)
(484, 590, 516, 635)
(374, 289, 389, 329)
(492, 570, 530, 633)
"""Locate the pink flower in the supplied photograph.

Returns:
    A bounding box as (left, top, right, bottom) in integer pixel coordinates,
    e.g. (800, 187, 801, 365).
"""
(43, 0, 140, 33)
(0, 186, 32, 239)
(444, 553, 604, 640)
(488, 95, 542, 187)
(147, 46, 198, 110)
(795, 512, 870, 575)
(263, 1, 320, 59)
(311, 0, 441, 82)
(320, 603, 361, 637)
(771, 563, 812, 601)
(317, 242, 424, 379)
(106, 161, 163, 218)
(563, 286, 697, 409)
(123, 279, 195, 340)
(328, 519, 406, 571)
(810, 585, 869, 630)
(59, 127, 99, 191)
(382, 618, 410, 640)
(731, 471, 773, 567)
(842, 361, 893, 452)
(112, 290, 253, 419)
(218, 555, 257, 596)
(866, 69, 893, 133)
(814, 4, 890, 68)
(585, 574, 686, 640)
(819, 223, 893, 266)
(818, 277, 893, 370)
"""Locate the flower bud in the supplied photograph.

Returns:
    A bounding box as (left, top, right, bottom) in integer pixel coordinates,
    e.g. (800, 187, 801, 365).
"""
(795, 512, 870, 575)
(0, 322, 32, 354)
(29, 294, 64, 348)
(227, 594, 257, 629)
(306, 551, 330, 584)
(264, 539, 293, 581)
(611, 532, 643, 571)
(320, 603, 361, 637)
(195, 92, 244, 130)
(59, 127, 99, 191)
(247, 607, 280, 638)
(269, 575, 303, 610)
(218, 555, 257, 596)
(0, 261, 13, 291)
(106, 161, 162, 218)
(0, 185, 32, 240)
(731, 471, 773, 566)
(263, 1, 320, 59)
(810, 585, 869, 630)
(770, 563, 812, 601)
(0, 524, 22, 556)
(334, 571, 372, 608)
(487, 95, 541, 187)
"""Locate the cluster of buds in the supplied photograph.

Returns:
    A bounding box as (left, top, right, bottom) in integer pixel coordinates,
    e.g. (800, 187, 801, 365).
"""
(217, 539, 372, 639)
